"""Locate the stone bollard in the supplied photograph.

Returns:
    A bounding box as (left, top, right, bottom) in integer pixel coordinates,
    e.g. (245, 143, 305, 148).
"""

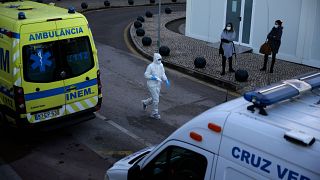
(136, 28, 145, 36)
(134, 21, 142, 29)
(128, 0, 134, 5)
(235, 69, 249, 82)
(142, 37, 152, 46)
(159, 46, 170, 56)
(137, 16, 145, 23)
(165, 7, 172, 14)
(145, 11, 153, 18)
(194, 57, 206, 68)
(81, 2, 88, 9)
(104, 0, 110, 7)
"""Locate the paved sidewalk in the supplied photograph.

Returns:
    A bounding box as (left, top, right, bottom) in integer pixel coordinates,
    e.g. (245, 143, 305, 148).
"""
(129, 11, 319, 94)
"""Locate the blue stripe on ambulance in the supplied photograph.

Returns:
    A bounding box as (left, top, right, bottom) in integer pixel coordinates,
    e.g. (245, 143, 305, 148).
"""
(25, 78, 97, 101)
(0, 28, 20, 39)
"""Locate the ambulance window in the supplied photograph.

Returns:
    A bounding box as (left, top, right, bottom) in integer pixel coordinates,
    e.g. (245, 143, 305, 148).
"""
(61, 36, 94, 77)
(23, 42, 57, 82)
(142, 146, 207, 180)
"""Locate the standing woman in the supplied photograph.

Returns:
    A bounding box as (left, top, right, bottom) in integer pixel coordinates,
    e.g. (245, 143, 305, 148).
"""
(220, 23, 236, 75)
(260, 20, 283, 73)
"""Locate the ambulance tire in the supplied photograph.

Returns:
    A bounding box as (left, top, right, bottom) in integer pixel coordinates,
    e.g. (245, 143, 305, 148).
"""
(150, 0, 155, 4)
(165, 7, 172, 14)
(81, 2, 88, 9)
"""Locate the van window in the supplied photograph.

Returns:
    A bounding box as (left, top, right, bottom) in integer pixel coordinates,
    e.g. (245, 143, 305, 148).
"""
(142, 146, 207, 180)
(23, 42, 58, 82)
(61, 37, 94, 77)
(23, 36, 94, 83)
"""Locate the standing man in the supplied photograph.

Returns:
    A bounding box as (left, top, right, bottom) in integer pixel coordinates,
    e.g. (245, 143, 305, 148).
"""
(142, 53, 170, 120)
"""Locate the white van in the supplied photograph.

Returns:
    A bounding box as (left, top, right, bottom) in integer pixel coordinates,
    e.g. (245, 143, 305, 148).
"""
(105, 73, 320, 180)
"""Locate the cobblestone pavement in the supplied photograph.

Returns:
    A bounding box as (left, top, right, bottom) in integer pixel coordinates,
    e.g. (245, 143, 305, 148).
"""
(130, 12, 320, 94)
(42, 0, 185, 12)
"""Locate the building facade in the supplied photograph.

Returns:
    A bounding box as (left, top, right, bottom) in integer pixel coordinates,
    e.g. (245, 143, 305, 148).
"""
(186, 0, 320, 68)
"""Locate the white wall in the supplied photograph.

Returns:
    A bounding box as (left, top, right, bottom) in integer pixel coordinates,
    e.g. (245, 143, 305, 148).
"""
(252, 0, 302, 63)
(185, 0, 211, 41)
(186, 0, 320, 68)
(309, 1, 320, 67)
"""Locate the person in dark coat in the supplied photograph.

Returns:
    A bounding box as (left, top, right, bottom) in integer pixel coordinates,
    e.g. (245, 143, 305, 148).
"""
(260, 20, 283, 73)
(219, 23, 236, 75)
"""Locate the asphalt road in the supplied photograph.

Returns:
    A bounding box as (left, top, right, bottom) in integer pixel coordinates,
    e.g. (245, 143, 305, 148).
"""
(0, 4, 236, 180)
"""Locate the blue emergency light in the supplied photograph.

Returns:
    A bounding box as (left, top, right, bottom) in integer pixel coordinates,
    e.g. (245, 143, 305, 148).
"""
(244, 72, 320, 115)
(68, 7, 76, 14)
(18, 12, 26, 20)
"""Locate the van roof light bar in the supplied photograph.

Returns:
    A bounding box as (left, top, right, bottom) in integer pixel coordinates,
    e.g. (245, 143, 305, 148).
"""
(244, 72, 320, 116)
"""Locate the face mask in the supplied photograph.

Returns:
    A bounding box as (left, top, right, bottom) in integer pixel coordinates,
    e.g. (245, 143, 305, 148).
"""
(226, 26, 231, 31)
(158, 58, 162, 62)
(274, 25, 279, 28)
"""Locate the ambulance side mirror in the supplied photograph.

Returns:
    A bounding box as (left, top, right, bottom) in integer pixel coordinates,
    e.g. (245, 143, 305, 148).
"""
(128, 164, 143, 180)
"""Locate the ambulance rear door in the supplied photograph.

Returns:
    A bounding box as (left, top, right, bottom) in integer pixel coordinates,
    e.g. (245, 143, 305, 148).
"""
(21, 22, 67, 123)
(55, 18, 99, 115)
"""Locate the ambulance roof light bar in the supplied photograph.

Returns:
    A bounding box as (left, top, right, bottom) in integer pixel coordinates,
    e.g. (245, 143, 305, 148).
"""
(244, 72, 320, 116)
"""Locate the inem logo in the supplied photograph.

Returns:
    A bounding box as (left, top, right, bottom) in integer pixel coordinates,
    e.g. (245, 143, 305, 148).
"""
(0, 48, 10, 73)
(66, 87, 94, 101)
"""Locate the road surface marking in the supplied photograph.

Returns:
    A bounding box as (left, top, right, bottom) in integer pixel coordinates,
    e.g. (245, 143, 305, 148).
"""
(94, 112, 153, 147)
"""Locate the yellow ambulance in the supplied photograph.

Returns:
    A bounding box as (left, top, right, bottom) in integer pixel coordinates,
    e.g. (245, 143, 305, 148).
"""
(0, 1, 102, 127)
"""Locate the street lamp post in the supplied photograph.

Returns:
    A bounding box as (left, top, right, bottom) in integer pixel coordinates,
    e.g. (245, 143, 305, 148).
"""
(157, 0, 161, 50)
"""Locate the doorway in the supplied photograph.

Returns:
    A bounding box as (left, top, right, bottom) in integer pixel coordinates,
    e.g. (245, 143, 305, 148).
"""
(226, 0, 253, 45)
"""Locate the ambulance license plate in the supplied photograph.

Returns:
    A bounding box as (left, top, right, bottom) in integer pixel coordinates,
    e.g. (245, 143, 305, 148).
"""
(35, 109, 59, 121)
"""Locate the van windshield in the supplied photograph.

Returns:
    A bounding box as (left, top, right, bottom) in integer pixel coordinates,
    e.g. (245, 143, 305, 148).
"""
(22, 36, 94, 83)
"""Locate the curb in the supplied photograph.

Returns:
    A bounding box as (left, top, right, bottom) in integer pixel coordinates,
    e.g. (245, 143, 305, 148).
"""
(127, 21, 240, 91)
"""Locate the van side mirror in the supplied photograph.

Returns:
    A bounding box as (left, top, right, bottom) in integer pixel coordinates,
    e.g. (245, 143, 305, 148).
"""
(128, 164, 143, 180)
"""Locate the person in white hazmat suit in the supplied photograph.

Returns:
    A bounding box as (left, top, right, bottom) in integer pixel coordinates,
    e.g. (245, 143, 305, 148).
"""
(142, 53, 170, 120)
